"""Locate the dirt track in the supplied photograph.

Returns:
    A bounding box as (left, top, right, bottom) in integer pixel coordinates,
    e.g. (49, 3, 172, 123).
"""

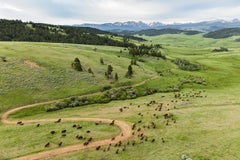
(1, 75, 159, 159)
(2, 108, 132, 160)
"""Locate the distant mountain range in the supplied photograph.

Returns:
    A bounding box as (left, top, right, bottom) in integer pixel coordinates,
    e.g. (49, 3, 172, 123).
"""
(78, 19, 240, 32)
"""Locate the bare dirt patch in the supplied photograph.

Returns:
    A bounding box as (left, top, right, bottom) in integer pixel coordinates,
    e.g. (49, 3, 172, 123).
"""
(24, 60, 45, 69)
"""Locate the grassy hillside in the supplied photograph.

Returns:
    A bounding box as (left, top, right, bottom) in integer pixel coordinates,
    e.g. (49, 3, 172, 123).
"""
(204, 27, 240, 39)
(1, 33, 240, 159)
(0, 19, 136, 47)
(0, 42, 156, 112)
(117, 29, 201, 36)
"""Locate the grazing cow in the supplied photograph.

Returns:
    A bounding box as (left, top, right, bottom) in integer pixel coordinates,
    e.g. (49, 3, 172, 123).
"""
(145, 137, 148, 141)
(55, 118, 61, 123)
(132, 140, 136, 146)
(161, 138, 165, 143)
(86, 130, 91, 133)
(163, 113, 169, 119)
(115, 149, 119, 154)
(166, 120, 169, 126)
(83, 142, 89, 146)
(111, 137, 115, 141)
(17, 121, 22, 124)
(138, 120, 142, 123)
(95, 122, 99, 125)
(72, 124, 77, 128)
(77, 125, 82, 129)
(110, 120, 115, 125)
(17, 121, 24, 125)
(50, 131, 56, 135)
(118, 141, 122, 147)
(58, 142, 63, 146)
(36, 123, 40, 127)
(61, 129, 67, 133)
(119, 108, 123, 112)
(44, 142, 50, 148)
(137, 127, 141, 132)
(132, 123, 136, 130)
(96, 146, 101, 150)
(151, 139, 155, 143)
(88, 137, 93, 142)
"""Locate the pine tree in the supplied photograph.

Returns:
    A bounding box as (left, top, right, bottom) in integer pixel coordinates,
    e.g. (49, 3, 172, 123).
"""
(126, 65, 133, 78)
(115, 73, 119, 81)
(100, 57, 104, 65)
(72, 58, 82, 71)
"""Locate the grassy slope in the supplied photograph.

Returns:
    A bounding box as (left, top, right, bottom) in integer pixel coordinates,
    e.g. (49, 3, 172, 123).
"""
(1, 33, 240, 159)
(0, 42, 155, 112)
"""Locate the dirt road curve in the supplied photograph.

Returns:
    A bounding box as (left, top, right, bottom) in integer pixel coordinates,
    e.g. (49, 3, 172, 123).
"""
(2, 111, 132, 160)
(1, 75, 159, 159)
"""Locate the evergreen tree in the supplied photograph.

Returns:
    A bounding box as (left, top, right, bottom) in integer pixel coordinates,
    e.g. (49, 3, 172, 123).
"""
(100, 57, 104, 65)
(107, 65, 113, 75)
(72, 58, 82, 71)
(115, 73, 119, 81)
(105, 65, 113, 79)
(126, 65, 133, 78)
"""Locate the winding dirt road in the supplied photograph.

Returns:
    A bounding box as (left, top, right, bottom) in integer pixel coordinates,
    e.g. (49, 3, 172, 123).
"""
(2, 108, 133, 160)
(1, 75, 159, 159)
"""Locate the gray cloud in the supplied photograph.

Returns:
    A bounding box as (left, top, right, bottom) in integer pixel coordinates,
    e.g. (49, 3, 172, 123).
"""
(0, 0, 239, 24)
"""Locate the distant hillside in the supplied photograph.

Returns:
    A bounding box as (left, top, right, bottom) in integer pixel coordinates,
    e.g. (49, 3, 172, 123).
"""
(79, 19, 240, 32)
(0, 19, 136, 47)
(204, 28, 240, 39)
(117, 29, 201, 36)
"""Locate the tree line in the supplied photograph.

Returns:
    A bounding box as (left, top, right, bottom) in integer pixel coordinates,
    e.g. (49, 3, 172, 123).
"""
(0, 19, 135, 47)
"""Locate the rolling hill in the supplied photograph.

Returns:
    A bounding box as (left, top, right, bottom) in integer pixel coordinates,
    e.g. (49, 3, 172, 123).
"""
(203, 27, 240, 39)
(117, 29, 201, 36)
(0, 19, 137, 47)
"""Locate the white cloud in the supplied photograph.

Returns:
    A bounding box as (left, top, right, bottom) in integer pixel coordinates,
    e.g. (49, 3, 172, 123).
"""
(0, 2, 22, 12)
(0, 0, 240, 24)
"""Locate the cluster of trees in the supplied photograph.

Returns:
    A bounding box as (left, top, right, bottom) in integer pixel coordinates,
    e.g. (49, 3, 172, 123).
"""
(128, 44, 166, 59)
(212, 47, 229, 52)
(0, 19, 135, 47)
(46, 87, 138, 112)
(117, 29, 200, 36)
(204, 28, 240, 39)
(173, 58, 200, 71)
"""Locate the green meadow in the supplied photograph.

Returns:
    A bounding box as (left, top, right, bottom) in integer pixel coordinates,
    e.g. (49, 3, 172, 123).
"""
(1, 33, 240, 159)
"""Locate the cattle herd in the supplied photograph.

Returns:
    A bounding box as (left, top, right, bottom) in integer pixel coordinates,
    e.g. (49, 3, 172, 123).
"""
(16, 89, 207, 156)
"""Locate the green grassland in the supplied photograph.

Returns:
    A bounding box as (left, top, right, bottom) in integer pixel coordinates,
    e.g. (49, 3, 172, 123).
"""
(0, 42, 155, 112)
(1, 33, 240, 159)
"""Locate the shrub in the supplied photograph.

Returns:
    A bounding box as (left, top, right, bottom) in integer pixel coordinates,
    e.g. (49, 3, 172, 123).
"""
(173, 58, 200, 71)
(212, 47, 229, 52)
(101, 85, 112, 92)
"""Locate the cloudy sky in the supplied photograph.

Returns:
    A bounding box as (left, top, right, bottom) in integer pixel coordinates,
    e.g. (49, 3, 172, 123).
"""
(0, 0, 240, 24)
